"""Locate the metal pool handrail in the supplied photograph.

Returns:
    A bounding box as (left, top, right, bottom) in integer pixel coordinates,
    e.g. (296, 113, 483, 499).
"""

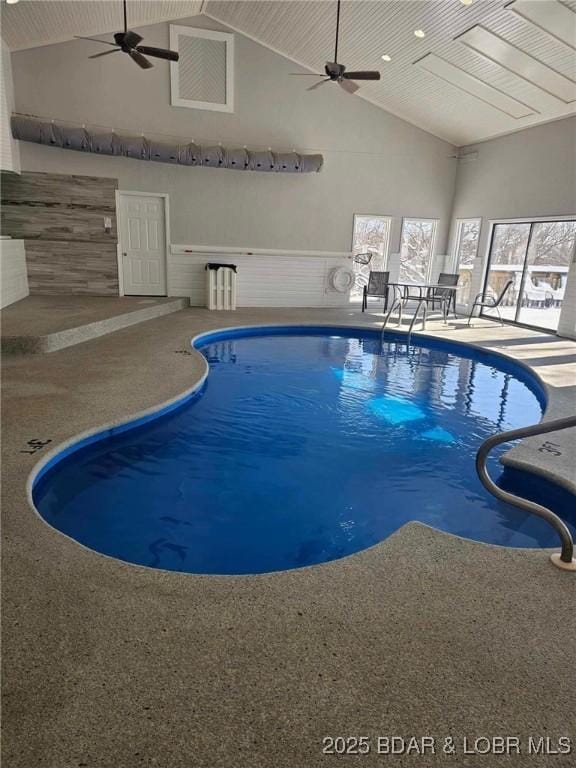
(476, 415, 576, 571)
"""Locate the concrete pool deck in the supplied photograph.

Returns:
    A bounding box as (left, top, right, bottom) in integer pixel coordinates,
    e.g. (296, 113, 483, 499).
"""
(2, 306, 575, 768)
(1, 295, 189, 354)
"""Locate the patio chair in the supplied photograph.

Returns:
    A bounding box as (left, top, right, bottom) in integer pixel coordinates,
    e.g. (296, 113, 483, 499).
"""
(427, 273, 459, 316)
(362, 271, 390, 312)
(467, 279, 514, 327)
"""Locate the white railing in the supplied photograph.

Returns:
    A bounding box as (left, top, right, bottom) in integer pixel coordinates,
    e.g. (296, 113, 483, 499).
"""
(171, 244, 352, 259)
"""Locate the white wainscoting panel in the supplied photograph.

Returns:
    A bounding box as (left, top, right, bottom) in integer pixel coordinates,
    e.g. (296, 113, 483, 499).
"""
(0, 239, 28, 308)
(169, 246, 352, 307)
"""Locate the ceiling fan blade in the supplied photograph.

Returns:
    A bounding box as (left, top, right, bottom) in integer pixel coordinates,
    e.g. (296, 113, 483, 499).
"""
(75, 35, 117, 46)
(129, 49, 153, 69)
(289, 73, 325, 76)
(122, 30, 143, 48)
(339, 79, 360, 94)
(89, 49, 121, 59)
(343, 71, 381, 80)
(136, 46, 179, 62)
(307, 78, 331, 91)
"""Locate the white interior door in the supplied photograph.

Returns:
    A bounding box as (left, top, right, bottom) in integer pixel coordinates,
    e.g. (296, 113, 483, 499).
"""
(119, 193, 167, 296)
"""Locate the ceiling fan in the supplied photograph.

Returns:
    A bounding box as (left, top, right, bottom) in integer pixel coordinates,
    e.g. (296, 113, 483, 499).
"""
(291, 0, 380, 93)
(75, 0, 179, 70)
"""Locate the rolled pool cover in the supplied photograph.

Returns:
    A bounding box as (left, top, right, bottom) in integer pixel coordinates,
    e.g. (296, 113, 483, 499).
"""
(11, 115, 324, 174)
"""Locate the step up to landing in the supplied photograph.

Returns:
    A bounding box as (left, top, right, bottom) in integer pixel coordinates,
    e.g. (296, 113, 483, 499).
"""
(1, 296, 190, 354)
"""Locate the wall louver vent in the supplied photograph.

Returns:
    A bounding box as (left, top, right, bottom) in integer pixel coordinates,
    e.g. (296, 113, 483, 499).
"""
(10, 115, 324, 174)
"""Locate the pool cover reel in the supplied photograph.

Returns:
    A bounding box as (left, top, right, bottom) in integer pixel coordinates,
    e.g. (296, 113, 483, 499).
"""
(11, 115, 324, 174)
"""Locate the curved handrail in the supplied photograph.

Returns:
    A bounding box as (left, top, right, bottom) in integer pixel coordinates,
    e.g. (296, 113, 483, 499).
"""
(476, 415, 576, 569)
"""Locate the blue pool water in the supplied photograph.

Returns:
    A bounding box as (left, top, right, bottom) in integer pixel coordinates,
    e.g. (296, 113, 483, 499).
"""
(33, 327, 576, 575)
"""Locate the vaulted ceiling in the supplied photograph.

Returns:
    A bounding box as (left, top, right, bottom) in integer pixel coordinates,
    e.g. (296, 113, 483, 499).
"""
(2, 0, 575, 146)
(0, 2, 204, 49)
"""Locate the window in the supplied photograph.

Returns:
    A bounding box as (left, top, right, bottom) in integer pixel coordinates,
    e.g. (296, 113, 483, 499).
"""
(350, 215, 391, 300)
(482, 219, 576, 332)
(453, 218, 481, 304)
(170, 26, 234, 112)
(399, 218, 437, 283)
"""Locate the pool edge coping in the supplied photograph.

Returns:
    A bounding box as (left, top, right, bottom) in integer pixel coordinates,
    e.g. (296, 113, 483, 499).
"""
(25, 322, 575, 571)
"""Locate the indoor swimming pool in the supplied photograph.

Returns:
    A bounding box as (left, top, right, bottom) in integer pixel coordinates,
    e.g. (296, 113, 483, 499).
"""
(31, 326, 576, 574)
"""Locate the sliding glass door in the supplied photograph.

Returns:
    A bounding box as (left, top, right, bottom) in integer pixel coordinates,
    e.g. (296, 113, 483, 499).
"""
(482, 219, 576, 332)
(482, 223, 530, 323)
(516, 222, 575, 329)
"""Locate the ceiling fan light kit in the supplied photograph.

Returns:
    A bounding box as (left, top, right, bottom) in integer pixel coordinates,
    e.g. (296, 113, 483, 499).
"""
(77, 0, 179, 69)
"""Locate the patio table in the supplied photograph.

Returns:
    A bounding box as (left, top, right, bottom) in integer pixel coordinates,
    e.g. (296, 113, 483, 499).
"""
(388, 281, 459, 300)
(383, 281, 459, 338)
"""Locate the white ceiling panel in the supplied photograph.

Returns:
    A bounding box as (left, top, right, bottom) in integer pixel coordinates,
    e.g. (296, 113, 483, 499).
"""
(507, 0, 576, 50)
(2, 0, 576, 145)
(457, 25, 576, 102)
(204, 1, 576, 144)
(416, 53, 535, 118)
(1, 1, 204, 50)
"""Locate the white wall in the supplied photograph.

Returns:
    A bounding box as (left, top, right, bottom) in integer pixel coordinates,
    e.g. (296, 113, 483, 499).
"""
(451, 118, 576, 225)
(10, 15, 457, 304)
(449, 117, 576, 336)
(0, 37, 20, 173)
(0, 239, 28, 308)
(1, 36, 25, 308)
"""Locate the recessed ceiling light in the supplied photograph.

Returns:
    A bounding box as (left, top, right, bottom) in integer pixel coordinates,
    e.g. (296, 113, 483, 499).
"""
(414, 29, 426, 39)
(381, 54, 392, 62)
(460, 0, 474, 5)
(6, 0, 20, 5)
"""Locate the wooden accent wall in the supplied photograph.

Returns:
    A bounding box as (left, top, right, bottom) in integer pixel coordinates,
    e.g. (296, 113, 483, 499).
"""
(1, 171, 119, 295)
